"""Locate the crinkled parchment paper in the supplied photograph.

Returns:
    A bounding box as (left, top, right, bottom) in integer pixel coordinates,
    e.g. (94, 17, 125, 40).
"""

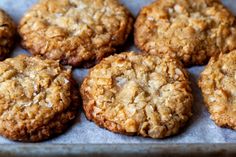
(0, 0, 236, 144)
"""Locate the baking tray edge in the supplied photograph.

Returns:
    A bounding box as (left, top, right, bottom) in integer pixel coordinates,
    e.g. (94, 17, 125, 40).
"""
(0, 144, 236, 157)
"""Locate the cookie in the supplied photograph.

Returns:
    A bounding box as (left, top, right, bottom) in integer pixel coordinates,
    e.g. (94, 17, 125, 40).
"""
(0, 9, 16, 60)
(0, 55, 79, 142)
(18, 0, 133, 67)
(134, 0, 236, 66)
(199, 50, 236, 130)
(80, 52, 193, 138)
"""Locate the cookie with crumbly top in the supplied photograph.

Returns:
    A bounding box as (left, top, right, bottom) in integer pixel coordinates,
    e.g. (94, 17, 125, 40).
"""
(199, 50, 236, 130)
(0, 55, 79, 142)
(135, 0, 236, 66)
(0, 9, 16, 60)
(80, 52, 193, 138)
(18, 0, 133, 67)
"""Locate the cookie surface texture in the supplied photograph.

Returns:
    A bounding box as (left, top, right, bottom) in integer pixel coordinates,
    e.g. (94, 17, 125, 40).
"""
(18, 0, 133, 67)
(199, 50, 236, 130)
(0, 9, 16, 60)
(134, 0, 236, 66)
(81, 52, 193, 138)
(0, 55, 79, 142)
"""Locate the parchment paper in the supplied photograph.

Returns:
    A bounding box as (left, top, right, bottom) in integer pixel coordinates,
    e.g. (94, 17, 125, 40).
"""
(0, 0, 235, 144)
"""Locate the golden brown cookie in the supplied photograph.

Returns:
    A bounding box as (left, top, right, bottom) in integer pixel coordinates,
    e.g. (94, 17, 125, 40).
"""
(80, 52, 193, 138)
(0, 9, 16, 60)
(134, 0, 236, 66)
(0, 55, 79, 142)
(18, 0, 133, 67)
(199, 50, 236, 130)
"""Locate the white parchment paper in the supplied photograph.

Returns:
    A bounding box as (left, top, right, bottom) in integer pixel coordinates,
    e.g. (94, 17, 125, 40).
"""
(0, 0, 235, 144)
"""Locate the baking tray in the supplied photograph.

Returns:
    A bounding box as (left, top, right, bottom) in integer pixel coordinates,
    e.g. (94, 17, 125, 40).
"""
(0, 0, 236, 156)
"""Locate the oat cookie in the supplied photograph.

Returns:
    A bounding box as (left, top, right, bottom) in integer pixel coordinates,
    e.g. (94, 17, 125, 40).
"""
(18, 0, 133, 67)
(80, 52, 193, 138)
(199, 50, 236, 130)
(0, 55, 79, 142)
(134, 0, 236, 66)
(0, 9, 16, 60)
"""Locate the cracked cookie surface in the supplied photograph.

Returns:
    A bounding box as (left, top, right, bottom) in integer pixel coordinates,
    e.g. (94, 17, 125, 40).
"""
(80, 52, 193, 138)
(199, 50, 236, 130)
(0, 55, 79, 142)
(0, 9, 16, 60)
(135, 0, 236, 66)
(18, 0, 133, 67)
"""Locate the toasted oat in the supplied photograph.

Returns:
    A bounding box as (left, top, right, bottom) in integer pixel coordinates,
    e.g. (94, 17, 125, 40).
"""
(135, 0, 236, 66)
(0, 9, 16, 59)
(199, 50, 236, 130)
(0, 55, 79, 142)
(80, 52, 193, 138)
(18, 0, 133, 67)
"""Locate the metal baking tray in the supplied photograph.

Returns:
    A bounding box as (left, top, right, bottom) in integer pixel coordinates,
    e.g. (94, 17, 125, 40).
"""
(0, 0, 236, 156)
